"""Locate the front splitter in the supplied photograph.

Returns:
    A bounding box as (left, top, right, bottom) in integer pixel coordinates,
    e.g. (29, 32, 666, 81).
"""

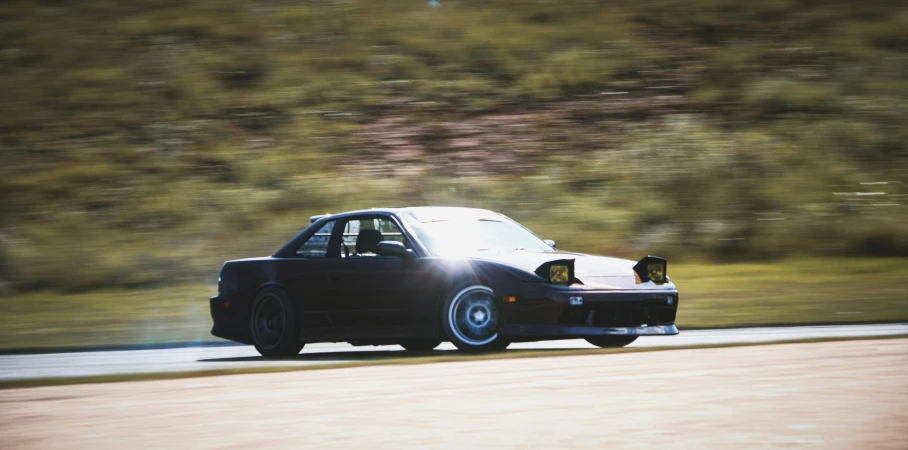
(501, 323, 679, 339)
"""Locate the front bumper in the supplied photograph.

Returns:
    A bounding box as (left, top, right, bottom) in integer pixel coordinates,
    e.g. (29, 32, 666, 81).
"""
(498, 284, 679, 340)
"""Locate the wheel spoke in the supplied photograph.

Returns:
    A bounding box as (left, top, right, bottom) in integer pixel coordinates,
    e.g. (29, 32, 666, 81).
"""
(449, 286, 498, 346)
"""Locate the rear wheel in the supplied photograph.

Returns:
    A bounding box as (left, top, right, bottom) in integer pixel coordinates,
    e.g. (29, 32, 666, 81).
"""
(250, 287, 304, 357)
(585, 336, 638, 348)
(398, 340, 441, 352)
(442, 282, 509, 352)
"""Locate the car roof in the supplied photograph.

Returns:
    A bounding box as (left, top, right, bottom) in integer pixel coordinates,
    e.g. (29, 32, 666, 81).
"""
(316, 206, 504, 222)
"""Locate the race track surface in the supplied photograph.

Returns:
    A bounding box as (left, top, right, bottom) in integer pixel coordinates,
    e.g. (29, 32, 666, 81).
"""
(2, 339, 906, 448)
(2, 323, 906, 381)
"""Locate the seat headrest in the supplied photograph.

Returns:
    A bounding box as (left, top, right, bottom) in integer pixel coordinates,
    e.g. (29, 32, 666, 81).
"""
(356, 229, 384, 254)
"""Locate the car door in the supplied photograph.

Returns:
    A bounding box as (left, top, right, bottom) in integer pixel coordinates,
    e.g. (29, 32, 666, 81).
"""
(323, 215, 434, 338)
(278, 219, 346, 339)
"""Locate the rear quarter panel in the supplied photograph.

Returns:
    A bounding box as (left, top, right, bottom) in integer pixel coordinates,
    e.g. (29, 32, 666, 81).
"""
(214, 257, 281, 344)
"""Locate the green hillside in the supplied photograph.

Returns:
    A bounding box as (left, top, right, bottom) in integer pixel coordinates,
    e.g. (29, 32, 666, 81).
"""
(1, 0, 907, 294)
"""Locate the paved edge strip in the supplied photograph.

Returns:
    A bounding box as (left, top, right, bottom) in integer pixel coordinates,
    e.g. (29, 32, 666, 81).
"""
(2, 334, 906, 390)
(2, 320, 906, 355)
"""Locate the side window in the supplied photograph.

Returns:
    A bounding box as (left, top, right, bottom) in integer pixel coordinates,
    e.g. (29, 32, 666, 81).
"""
(340, 217, 408, 257)
(296, 221, 335, 257)
(377, 218, 407, 245)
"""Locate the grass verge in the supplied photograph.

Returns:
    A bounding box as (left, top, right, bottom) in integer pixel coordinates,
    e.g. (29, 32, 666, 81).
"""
(672, 258, 908, 328)
(1, 258, 906, 351)
(2, 334, 906, 390)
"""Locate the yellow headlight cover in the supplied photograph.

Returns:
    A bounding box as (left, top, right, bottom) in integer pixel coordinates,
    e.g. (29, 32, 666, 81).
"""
(550, 264, 570, 284)
(647, 263, 665, 283)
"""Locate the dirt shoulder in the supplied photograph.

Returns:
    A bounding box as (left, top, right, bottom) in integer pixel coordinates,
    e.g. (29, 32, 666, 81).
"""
(2, 339, 906, 449)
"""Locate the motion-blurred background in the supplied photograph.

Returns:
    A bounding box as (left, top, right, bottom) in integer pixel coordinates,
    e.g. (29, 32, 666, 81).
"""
(1, 0, 906, 350)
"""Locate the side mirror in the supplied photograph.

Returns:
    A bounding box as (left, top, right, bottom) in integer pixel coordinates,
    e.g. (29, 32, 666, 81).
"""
(376, 241, 415, 259)
(544, 239, 556, 249)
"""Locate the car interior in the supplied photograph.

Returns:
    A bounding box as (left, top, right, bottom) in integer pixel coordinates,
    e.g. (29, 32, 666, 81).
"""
(340, 217, 410, 257)
(295, 216, 413, 258)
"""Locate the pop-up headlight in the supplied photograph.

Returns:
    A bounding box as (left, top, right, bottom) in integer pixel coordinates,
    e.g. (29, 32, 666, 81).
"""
(633, 255, 668, 285)
(550, 264, 570, 284)
(535, 259, 575, 285)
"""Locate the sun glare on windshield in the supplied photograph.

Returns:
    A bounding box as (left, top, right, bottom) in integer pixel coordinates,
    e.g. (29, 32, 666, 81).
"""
(412, 219, 553, 257)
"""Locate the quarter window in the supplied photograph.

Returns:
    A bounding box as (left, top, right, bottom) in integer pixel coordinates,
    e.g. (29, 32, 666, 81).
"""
(296, 221, 335, 257)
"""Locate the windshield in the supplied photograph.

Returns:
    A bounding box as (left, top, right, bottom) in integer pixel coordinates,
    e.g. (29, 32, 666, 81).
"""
(407, 217, 553, 256)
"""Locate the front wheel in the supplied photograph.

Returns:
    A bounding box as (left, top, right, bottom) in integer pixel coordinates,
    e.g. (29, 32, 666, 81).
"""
(441, 282, 509, 352)
(585, 336, 638, 348)
(250, 287, 304, 358)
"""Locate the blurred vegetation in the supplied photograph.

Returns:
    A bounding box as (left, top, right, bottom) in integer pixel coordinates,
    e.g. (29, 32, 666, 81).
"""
(0, 0, 906, 297)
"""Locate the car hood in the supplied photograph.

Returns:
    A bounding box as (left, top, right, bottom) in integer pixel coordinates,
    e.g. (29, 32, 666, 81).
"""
(467, 250, 659, 289)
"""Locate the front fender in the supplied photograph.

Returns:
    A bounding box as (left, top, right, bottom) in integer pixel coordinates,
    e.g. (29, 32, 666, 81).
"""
(464, 259, 542, 295)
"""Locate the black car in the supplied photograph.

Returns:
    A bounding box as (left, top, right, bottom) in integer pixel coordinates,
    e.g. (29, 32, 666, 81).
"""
(210, 207, 678, 356)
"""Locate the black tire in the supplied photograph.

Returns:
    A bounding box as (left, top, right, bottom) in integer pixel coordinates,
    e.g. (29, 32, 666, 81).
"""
(399, 340, 442, 352)
(441, 281, 508, 352)
(250, 287, 304, 357)
(585, 336, 638, 348)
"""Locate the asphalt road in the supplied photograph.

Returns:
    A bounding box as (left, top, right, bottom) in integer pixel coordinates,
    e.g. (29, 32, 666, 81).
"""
(2, 323, 906, 381)
(4, 339, 907, 448)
